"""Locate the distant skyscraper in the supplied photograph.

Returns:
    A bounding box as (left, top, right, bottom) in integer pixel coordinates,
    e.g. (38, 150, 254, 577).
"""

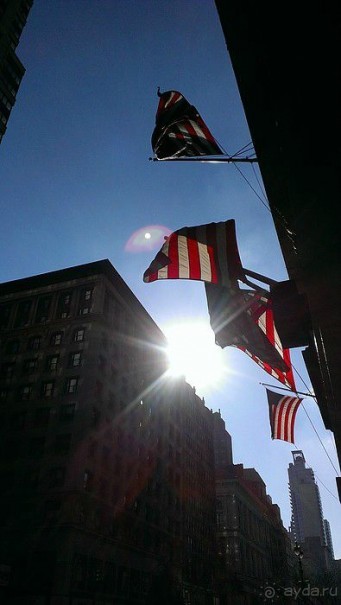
(0, 0, 33, 145)
(324, 519, 335, 561)
(288, 450, 330, 573)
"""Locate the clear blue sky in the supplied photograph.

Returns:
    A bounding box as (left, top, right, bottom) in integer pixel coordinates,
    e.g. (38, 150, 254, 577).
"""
(1, 0, 340, 558)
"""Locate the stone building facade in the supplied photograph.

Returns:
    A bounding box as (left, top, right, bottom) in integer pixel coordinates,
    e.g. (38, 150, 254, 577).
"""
(0, 259, 216, 604)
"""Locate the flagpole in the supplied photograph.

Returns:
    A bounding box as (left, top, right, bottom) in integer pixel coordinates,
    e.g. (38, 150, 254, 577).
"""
(260, 382, 315, 398)
(149, 156, 258, 164)
(243, 268, 278, 287)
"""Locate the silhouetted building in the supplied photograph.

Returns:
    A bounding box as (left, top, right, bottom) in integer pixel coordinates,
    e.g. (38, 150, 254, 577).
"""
(288, 450, 330, 575)
(0, 260, 216, 604)
(324, 519, 335, 563)
(213, 412, 290, 604)
(215, 2, 341, 502)
(0, 0, 33, 144)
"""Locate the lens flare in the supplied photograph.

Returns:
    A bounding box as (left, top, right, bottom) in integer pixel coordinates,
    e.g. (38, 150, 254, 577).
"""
(125, 225, 171, 253)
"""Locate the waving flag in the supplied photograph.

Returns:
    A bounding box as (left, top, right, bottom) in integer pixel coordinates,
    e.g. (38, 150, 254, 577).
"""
(267, 389, 302, 443)
(143, 220, 246, 288)
(143, 218, 296, 390)
(151, 90, 223, 159)
(205, 285, 296, 390)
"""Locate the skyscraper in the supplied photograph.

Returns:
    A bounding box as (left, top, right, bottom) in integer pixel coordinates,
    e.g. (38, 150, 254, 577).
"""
(0, 259, 216, 604)
(0, 0, 33, 145)
(324, 519, 335, 563)
(288, 450, 331, 574)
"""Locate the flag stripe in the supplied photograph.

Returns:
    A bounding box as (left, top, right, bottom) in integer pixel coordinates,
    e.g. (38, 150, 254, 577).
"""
(178, 235, 190, 279)
(268, 390, 302, 444)
(157, 239, 170, 280)
(288, 398, 301, 443)
(205, 222, 219, 284)
(167, 234, 179, 279)
(186, 236, 200, 279)
(198, 241, 212, 281)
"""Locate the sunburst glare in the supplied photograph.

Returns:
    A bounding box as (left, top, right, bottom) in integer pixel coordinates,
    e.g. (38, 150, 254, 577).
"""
(164, 320, 227, 393)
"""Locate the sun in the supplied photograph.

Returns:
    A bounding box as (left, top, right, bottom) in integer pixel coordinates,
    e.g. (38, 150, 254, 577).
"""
(163, 320, 227, 392)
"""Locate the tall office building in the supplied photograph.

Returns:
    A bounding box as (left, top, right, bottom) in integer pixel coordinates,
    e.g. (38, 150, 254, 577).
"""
(324, 519, 335, 563)
(0, 0, 33, 145)
(288, 450, 330, 574)
(0, 260, 216, 604)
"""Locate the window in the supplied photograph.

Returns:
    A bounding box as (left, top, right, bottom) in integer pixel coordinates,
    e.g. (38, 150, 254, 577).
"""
(46, 355, 59, 372)
(56, 291, 72, 319)
(19, 384, 32, 400)
(78, 304, 91, 316)
(28, 335, 41, 351)
(1, 362, 15, 379)
(50, 331, 63, 346)
(65, 377, 78, 394)
(78, 287, 93, 316)
(35, 296, 52, 324)
(69, 351, 82, 367)
(83, 470, 93, 491)
(14, 299, 32, 328)
(42, 381, 54, 398)
(60, 403, 76, 422)
(83, 288, 92, 300)
(73, 328, 85, 342)
(23, 358, 38, 373)
(6, 340, 20, 354)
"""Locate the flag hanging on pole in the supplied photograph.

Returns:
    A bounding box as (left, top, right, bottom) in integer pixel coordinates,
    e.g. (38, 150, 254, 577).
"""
(205, 285, 297, 390)
(143, 218, 296, 391)
(151, 89, 223, 159)
(266, 388, 303, 443)
(143, 219, 246, 288)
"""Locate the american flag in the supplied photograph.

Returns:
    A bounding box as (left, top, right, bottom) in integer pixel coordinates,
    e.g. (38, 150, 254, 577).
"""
(267, 389, 302, 443)
(205, 286, 296, 391)
(143, 219, 297, 391)
(151, 90, 223, 159)
(143, 220, 246, 288)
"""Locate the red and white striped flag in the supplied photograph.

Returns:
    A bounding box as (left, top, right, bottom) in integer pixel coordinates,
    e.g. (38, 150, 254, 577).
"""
(205, 286, 296, 390)
(239, 292, 296, 391)
(267, 389, 302, 443)
(151, 89, 223, 159)
(143, 220, 245, 288)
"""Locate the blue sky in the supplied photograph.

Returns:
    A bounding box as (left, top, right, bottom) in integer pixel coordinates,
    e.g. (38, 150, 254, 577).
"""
(1, 0, 340, 558)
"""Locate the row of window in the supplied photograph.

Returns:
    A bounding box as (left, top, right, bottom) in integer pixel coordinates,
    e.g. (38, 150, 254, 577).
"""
(0, 287, 94, 329)
(17, 377, 79, 400)
(1, 351, 82, 379)
(3, 327, 86, 355)
(1, 377, 79, 401)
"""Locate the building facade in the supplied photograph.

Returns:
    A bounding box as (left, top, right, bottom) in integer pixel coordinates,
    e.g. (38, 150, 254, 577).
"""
(0, 0, 33, 145)
(288, 450, 331, 576)
(214, 2, 341, 501)
(0, 260, 216, 604)
(213, 412, 291, 605)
